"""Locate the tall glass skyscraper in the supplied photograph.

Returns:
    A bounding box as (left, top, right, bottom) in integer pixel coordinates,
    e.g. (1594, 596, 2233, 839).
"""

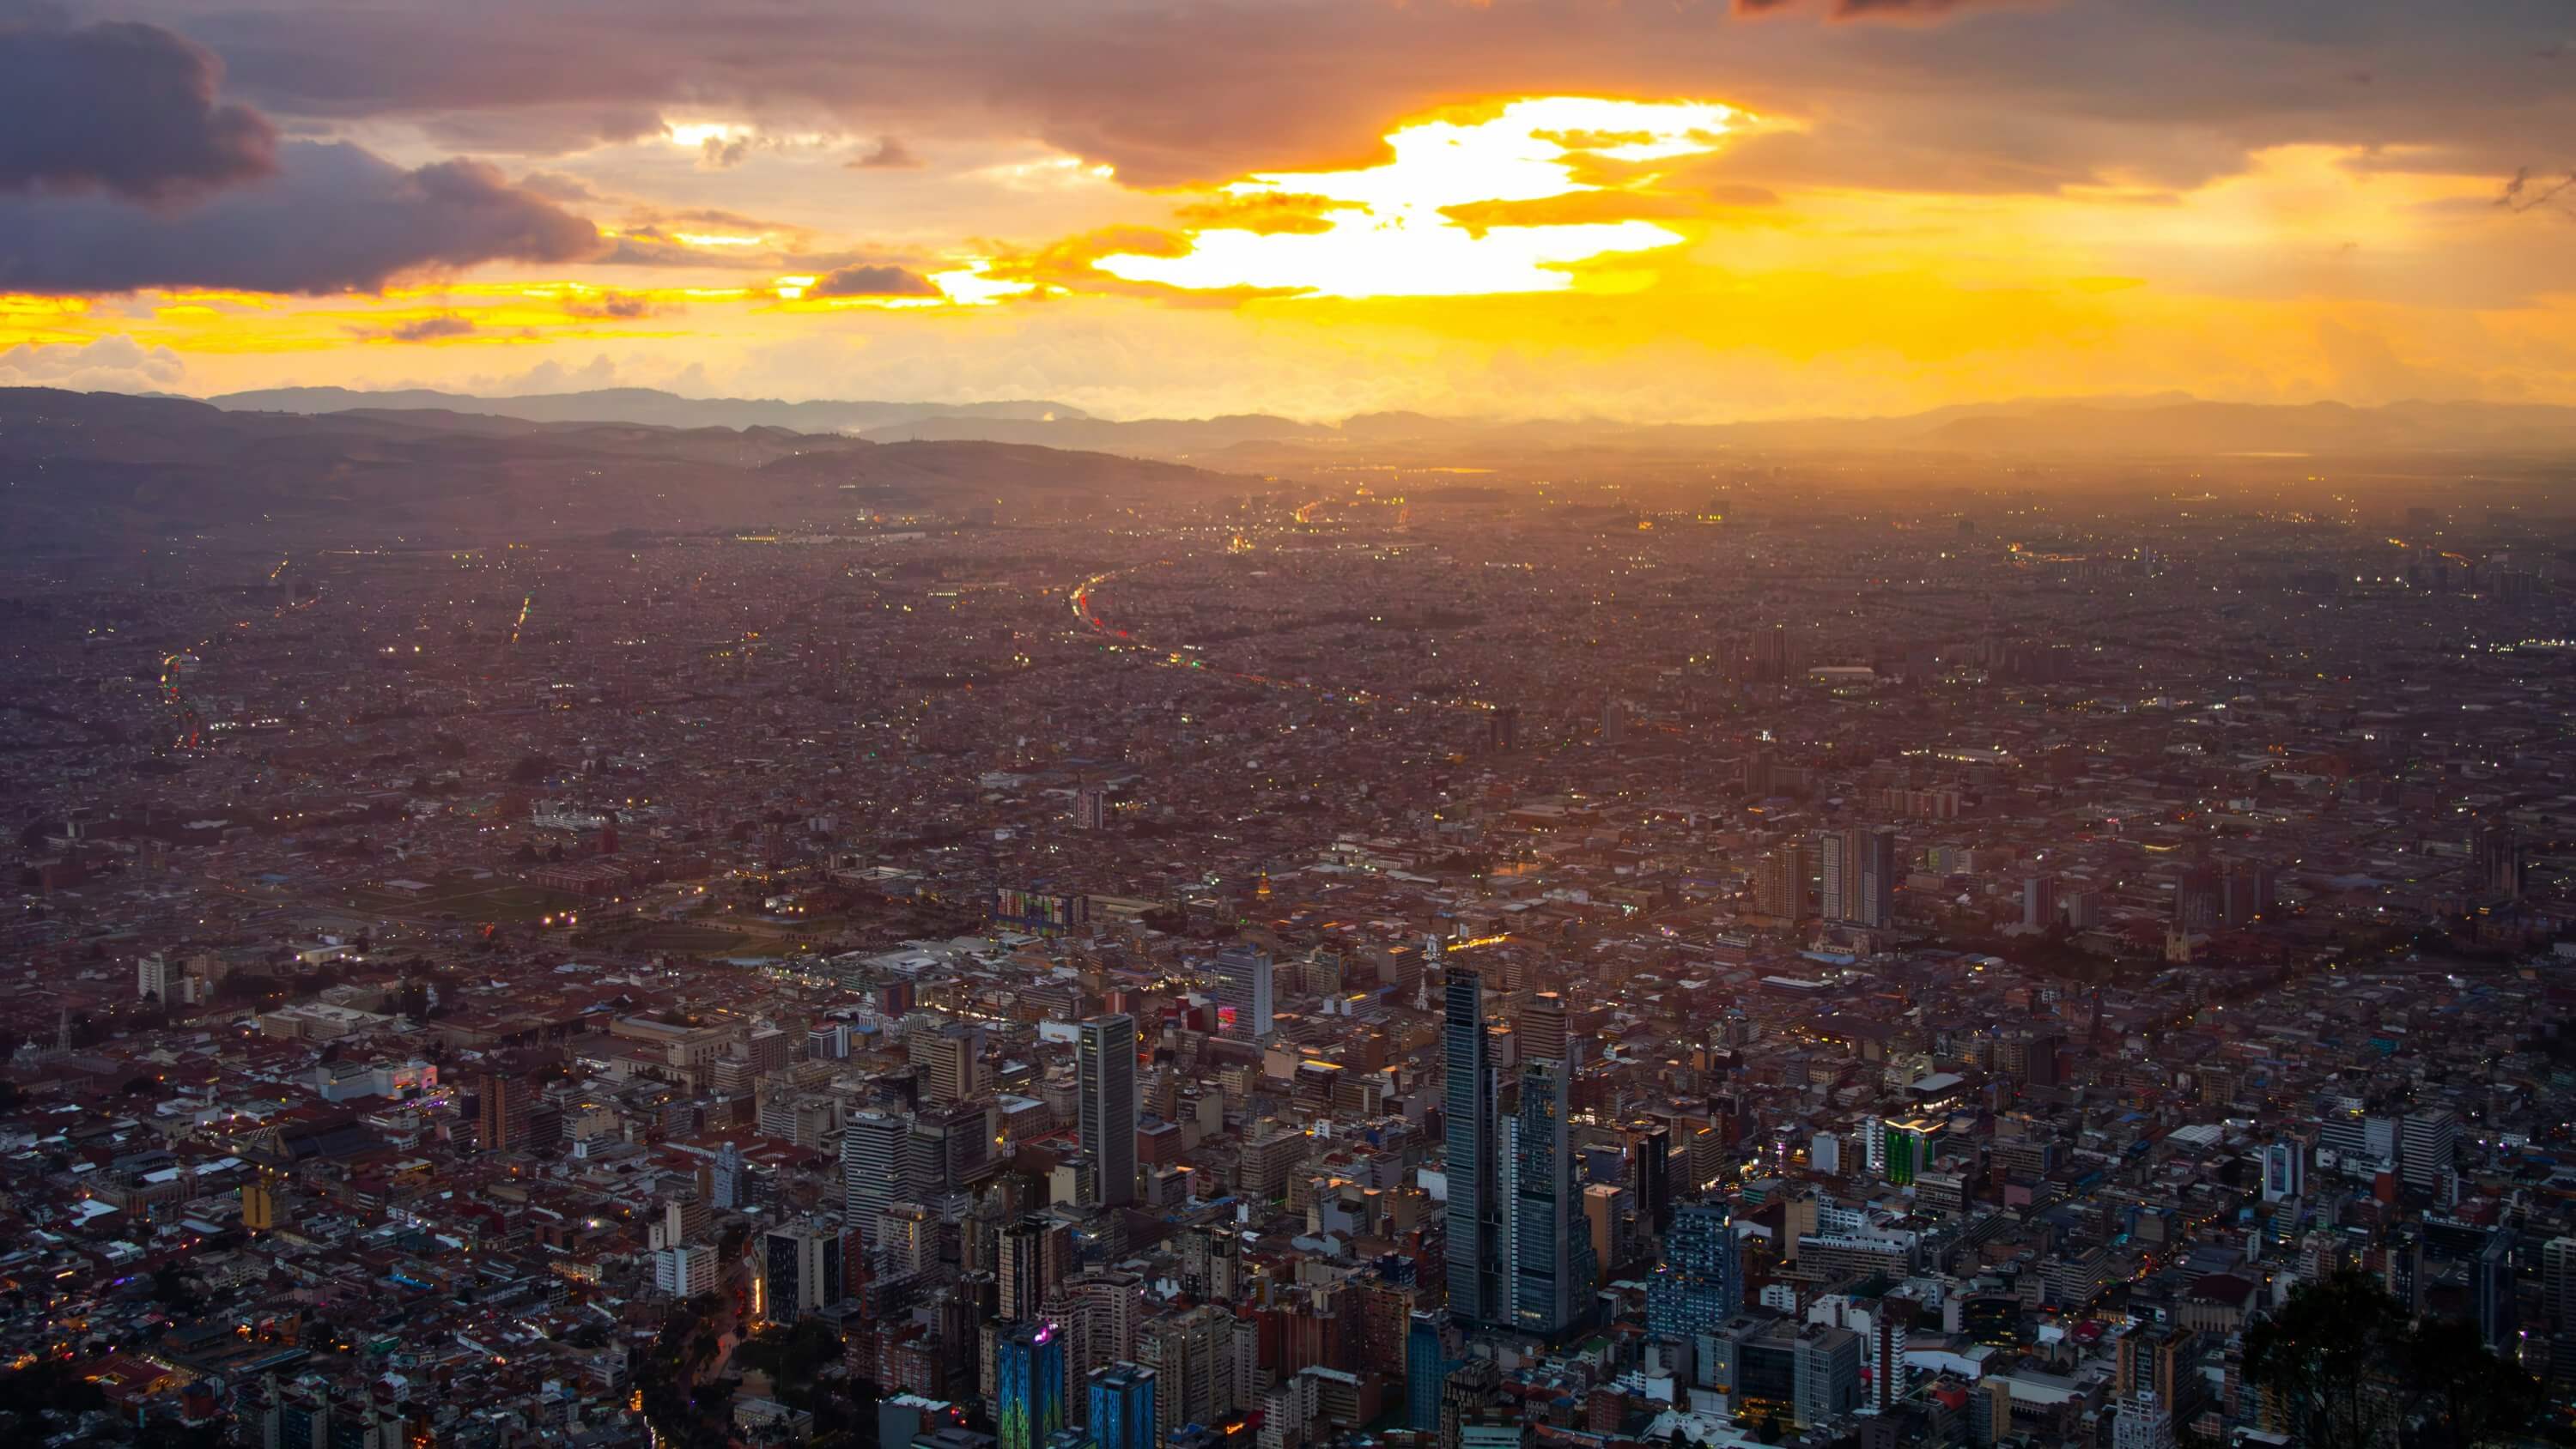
(998, 1320, 1067, 1449)
(1087, 1363, 1157, 1449)
(1210, 944, 1274, 1038)
(1647, 1200, 1741, 1341)
(1406, 1311, 1455, 1430)
(1078, 1014, 1137, 1208)
(1510, 1056, 1595, 1337)
(1443, 967, 1501, 1327)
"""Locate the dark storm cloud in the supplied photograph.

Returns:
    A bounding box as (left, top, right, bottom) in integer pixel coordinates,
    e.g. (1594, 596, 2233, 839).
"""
(808, 264, 939, 298)
(0, 18, 276, 200)
(0, 142, 603, 294)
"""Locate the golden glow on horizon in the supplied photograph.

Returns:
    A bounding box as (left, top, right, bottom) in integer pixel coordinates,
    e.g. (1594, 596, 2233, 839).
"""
(1099, 96, 1751, 298)
(7, 82, 2573, 415)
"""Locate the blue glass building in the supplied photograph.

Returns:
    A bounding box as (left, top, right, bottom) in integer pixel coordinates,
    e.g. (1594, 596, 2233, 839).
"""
(999, 1321, 1067, 1449)
(1647, 1200, 1741, 1341)
(1087, 1363, 1157, 1449)
(1406, 1311, 1454, 1431)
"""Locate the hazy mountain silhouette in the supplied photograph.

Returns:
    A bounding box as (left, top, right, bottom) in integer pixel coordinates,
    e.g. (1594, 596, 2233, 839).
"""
(205, 385, 1088, 434)
(1, 388, 1213, 548)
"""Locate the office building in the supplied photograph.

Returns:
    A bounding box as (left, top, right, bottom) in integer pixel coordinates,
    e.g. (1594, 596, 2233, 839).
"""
(2022, 876, 2057, 931)
(879, 1202, 939, 1277)
(2261, 1140, 2305, 1203)
(2475, 1229, 2518, 1351)
(478, 1070, 532, 1154)
(2174, 868, 2223, 932)
(844, 1109, 910, 1242)
(1510, 1057, 1595, 1337)
(655, 1243, 718, 1298)
(1514, 991, 1568, 1065)
(2116, 1325, 2196, 1422)
(761, 1217, 848, 1324)
(1754, 843, 1811, 919)
(1211, 944, 1275, 1038)
(1089, 1364, 1157, 1449)
(1793, 1324, 1861, 1428)
(1138, 1304, 1255, 1441)
(1870, 1301, 1915, 1411)
(242, 1168, 287, 1232)
(997, 1321, 1067, 1449)
(1854, 826, 1899, 928)
(1001, 1214, 1074, 1322)
(918, 1022, 988, 1107)
(2114, 1393, 2175, 1449)
(2403, 1107, 2459, 1192)
(1647, 1200, 1741, 1341)
(1444, 968, 1503, 1328)
(1818, 830, 1851, 922)
(1627, 1122, 1673, 1234)
(2474, 821, 2523, 901)
(712, 1140, 748, 1210)
(2546, 1236, 2576, 1330)
(1864, 1115, 1938, 1187)
(137, 951, 177, 1001)
(1078, 1014, 1138, 1208)
(1407, 1312, 1455, 1432)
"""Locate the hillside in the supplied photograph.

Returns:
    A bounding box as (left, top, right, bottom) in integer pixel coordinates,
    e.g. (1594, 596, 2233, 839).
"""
(0, 389, 1225, 548)
(204, 385, 1088, 434)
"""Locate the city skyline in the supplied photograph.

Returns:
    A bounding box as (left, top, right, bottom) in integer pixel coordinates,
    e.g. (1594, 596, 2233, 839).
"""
(5, 6, 2576, 1449)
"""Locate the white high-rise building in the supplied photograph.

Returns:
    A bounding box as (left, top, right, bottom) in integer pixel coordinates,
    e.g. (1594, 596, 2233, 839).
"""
(1811, 1131, 1840, 1177)
(2114, 1392, 2175, 1449)
(654, 1243, 717, 1298)
(2403, 1108, 2459, 1192)
(842, 1110, 910, 1244)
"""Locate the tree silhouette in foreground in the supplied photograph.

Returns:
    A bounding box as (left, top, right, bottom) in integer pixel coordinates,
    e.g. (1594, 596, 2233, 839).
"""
(2242, 1267, 2541, 1449)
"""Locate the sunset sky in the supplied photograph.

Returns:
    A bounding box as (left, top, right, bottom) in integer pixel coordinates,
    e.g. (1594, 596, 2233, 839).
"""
(4, 0, 2576, 421)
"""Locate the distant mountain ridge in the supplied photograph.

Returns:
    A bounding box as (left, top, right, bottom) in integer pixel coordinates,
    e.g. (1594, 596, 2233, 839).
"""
(205, 385, 1089, 434)
(185, 386, 2576, 459)
(0, 387, 1216, 548)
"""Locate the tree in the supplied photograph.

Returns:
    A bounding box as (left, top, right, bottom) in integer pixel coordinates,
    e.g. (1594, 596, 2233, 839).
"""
(2242, 1269, 2413, 1449)
(148, 1262, 204, 1313)
(2403, 1319, 2544, 1449)
(2244, 1269, 2544, 1449)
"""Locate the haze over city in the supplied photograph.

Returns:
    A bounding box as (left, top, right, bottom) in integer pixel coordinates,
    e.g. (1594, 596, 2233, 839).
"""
(8, 7, 2576, 1449)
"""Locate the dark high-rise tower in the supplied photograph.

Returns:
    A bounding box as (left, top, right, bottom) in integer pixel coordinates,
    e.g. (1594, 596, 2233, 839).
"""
(1510, 1056, 1595, 1337)
(478, 1070, 531, 1153)
(1855, 825, 1899, 929)
(1443, 968, 1502, 1328)
(1078, 1013, 1138, 1208)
